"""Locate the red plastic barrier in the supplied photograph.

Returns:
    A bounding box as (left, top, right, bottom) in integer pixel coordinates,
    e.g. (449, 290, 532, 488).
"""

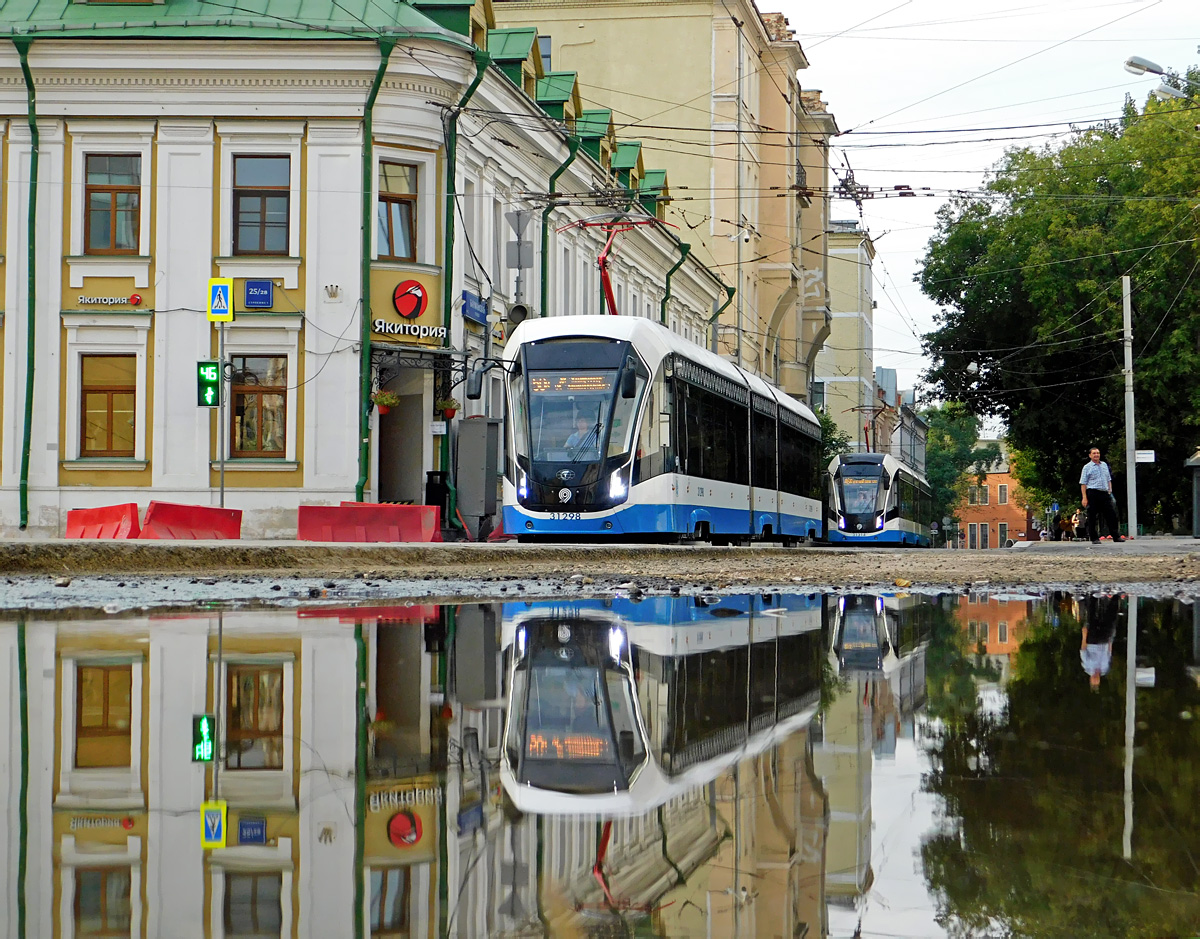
(137, 501, 242, 540)
(297, 504, 442, 543)
(65, 503, 142, 539)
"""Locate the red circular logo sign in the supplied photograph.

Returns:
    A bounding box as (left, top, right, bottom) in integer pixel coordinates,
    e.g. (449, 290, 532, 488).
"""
(121, 817, 134, 830)
(129, 293, 142, 306)
(386, 810, 422, 848)
(392, 280, 428, 319)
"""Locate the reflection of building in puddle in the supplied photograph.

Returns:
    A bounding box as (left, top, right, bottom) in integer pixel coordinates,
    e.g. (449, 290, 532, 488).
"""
(498, 594, 830, 936)
(814, 594, 931, 903)
(956, 592, 1039, 688)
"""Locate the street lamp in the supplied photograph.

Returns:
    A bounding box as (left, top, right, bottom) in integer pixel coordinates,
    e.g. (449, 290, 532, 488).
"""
(1124, 55, 1200, 99)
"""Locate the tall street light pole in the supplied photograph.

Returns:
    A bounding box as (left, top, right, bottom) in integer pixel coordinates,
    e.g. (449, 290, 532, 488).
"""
(1122, 276, 1137, 539)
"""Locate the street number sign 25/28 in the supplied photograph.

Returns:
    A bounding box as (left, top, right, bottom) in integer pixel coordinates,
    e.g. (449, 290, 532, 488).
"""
(197, 361, 221, 408)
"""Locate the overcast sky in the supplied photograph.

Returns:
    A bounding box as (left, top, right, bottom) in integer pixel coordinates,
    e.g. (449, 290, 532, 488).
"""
(778, 0, 1199, 396)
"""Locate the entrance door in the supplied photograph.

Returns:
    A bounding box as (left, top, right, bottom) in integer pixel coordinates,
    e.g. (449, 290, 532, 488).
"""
(379, 377, 425, 504)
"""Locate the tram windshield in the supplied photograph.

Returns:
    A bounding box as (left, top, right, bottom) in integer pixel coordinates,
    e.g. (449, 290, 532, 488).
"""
(521, 368, 639, 463)
(840, 472, 882, 515)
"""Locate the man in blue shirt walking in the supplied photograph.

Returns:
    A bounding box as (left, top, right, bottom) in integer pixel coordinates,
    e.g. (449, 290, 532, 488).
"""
(1079, 447, 1124, 543)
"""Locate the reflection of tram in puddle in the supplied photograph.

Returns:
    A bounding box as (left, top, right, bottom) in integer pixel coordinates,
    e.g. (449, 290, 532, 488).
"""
(500, 594, 827, 816)
(828, 593, 930, 728)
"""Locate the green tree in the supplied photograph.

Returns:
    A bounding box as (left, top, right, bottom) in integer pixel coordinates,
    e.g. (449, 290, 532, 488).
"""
(818, 407, 853, 469)
(917, 82, 1200, 531)
(922, 402, 999, 537)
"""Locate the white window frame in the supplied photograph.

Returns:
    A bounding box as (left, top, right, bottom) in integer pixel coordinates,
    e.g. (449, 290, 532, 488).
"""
(220, 317, 302, 466)
(57, 655, 144, 809)
(373, 146, 438, 267)
(363, 864, 430, 938)
(62, 314, 151, 466)
(999, 522, 1009, 545)
(67, 121, 155, 288)
(216, 122, 304, 288)
(213, 653, 295, 809)
(209, 839, 294, 939)
(60, 835, 142, 939)
(998, 483, 1008, 504)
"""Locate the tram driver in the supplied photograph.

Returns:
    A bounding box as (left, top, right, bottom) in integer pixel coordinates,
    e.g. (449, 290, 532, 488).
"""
(565, 415, 602, 455)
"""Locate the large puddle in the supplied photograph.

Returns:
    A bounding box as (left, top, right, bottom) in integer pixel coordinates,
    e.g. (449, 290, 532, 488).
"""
(3, 591, 1199, 937)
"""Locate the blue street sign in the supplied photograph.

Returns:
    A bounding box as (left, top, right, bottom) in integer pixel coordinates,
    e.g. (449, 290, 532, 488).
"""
(238, 816, 268, 845)
(461, 291, 488, 326)
(1052, 502, 1059, 513)
(244, 280, 274, 309)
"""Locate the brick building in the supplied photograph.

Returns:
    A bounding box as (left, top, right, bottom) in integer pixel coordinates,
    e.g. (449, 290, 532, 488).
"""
(954, 440, 1036, 549)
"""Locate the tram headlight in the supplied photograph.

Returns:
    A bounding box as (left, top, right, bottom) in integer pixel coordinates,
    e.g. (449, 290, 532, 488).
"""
(609, 626, 625, 661)
(609, 468, 628, 503)
(838, 517, 846, 530)
(518, 471, 528, 500)
(876, 515, 884, 530)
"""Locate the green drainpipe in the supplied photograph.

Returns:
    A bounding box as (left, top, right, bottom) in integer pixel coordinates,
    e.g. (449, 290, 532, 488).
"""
(14, 39, 38, 530)
(709, 284, 736, 351)
(354, 622, 368, 939)
(440, 52, 490, 520)
(17, 618, 29, 936)
(355, 38, 397, 503)
(660, 242, 691, 325)
(539, 136, 581, 317)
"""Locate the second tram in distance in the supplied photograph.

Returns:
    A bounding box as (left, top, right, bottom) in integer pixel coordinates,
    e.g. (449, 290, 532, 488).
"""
(500, 315, 824, 543)
(826, 452, 933, 546)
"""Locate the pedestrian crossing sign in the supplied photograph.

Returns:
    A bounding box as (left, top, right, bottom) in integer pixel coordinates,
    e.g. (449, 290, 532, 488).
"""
(201, 800, 227, 849)
(207, 278, 234, 322)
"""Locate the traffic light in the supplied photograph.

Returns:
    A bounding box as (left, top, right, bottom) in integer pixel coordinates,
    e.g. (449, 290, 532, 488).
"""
(197, 361, 221, 407)
(192, 714, 216, 762)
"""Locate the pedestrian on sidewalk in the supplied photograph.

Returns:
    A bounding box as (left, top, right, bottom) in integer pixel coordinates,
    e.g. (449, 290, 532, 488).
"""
(1079, 447, 1124, 543)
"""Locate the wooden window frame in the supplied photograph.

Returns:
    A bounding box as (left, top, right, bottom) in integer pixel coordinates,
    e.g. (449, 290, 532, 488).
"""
(74, 867, 132, 937)
(225, 665, 285, 770)
(377, 161, 418, 262)
(76, 664, 132, 741)
(370, 867, 411, 936)
(232, 155, 290, 257)
(84, 154, 141, 256)
(223, 871, 283, 935)
(80, 354, 137, 458)
(229, 356, 287, 459)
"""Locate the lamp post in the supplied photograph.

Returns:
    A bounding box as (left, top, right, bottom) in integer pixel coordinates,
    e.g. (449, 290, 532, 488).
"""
(1124, 56, 1200, 98)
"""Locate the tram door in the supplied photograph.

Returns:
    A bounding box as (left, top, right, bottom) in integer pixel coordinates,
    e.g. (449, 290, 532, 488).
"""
(750, 399, 780, 538)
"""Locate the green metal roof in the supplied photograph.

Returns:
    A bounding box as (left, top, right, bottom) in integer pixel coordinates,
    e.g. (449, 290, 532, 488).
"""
(639, 169, 667, 192)
(486, 26, 536, 61)
(575, 108, 612, 139)
(610, 141, 642, 171)
(534, 70, 576, 104)
(0, 0, 469, 42)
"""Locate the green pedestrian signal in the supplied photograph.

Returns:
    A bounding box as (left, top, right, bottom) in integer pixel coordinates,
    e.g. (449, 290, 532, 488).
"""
(192, 714, 216, 762)
(197, 361, 221, 408)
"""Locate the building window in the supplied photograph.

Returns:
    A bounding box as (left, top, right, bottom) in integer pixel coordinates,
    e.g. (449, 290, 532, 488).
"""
(230, 356, 287, 458)
(999, 621, 1008, 643)
(80, 355, 136, 458)
(967, 621, 976, 640)
(968, 486, 978, 505)
(85, 155, 140, 255)
(233, 156, 290, 255)
(968, 523, 977, 549)
(980, 622, 989, 643)
(980, 524, 990, 549)
(76, 665, 133, 768)
(999, 522, 1009, 545)
(226, 666, 284, 769)
(377, 162, 417, 262)
(979, 484, 989, 505)
(998, 483, 1008, 504)
(75, 868, 132, 936)
(370, 868, 411, 937)
(537, 34, 552, 72)
(224, 872, 282, 936)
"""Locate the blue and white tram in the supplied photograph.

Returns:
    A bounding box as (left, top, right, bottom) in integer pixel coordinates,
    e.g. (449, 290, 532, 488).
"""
(499, 315, 824, 542)
(499, 595, 825, 816)
(826, 452, 933, 546)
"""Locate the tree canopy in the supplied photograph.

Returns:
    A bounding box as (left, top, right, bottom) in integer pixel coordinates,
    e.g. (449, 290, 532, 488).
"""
(917, 80, 1200, 531)
(921, 401, 1000, 535)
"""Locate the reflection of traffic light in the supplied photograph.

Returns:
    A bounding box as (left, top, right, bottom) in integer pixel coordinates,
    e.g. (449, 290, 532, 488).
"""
(197, 361, 221, 408)
(192, 714, 216, 762)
